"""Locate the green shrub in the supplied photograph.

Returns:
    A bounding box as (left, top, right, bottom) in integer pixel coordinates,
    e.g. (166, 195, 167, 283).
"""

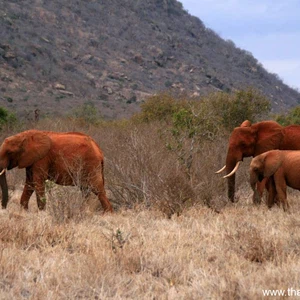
(208, 87, 271, 131)
(71, 102, 102, 125)
(134, 93, 181, 123)
(0, 107, 17, 130)
(134, 93, 223, 177)
(133, 89, 270, 177)
(274, 106, 300, 126)
(165, 100, 222, 177)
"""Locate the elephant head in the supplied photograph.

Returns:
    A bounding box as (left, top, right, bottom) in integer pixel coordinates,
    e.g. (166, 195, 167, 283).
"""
(249, 150, 282, 203)
(0, 130, 51, 208)
(216, 120, 283, 202)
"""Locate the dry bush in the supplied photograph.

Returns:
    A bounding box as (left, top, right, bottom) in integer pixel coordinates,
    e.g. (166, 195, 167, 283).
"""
(46, 184, 89, 224)
(92, 123, 194, 214)
(90, 122, 233, 216)
(228, 225, 283, 264)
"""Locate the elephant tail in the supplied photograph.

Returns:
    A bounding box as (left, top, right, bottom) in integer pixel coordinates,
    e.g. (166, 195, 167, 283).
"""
(101, 160, 105, 186)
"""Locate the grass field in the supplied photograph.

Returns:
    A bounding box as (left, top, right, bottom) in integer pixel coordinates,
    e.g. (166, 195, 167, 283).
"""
(0, 119, 300, 299)
(1, 189, 300, 299)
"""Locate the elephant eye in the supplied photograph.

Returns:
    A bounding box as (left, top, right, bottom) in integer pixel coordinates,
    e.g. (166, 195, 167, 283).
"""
(240, 141, 250, 149)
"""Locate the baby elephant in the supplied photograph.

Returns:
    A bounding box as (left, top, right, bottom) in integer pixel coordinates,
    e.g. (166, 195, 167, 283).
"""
(249, 149, 300, 211)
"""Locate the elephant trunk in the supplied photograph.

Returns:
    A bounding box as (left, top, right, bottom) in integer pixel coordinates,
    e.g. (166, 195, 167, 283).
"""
(227, 173, 236, 202)
(225, 153, 242, 202)
(0, 171, 8, 209)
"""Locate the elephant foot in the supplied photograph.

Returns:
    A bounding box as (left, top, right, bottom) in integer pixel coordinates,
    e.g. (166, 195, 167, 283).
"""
(20, 201, 29, 210)
(229, 195, 239, 203)
(103, 205, 113, 213)
(282, 202, 291, 213)
(37, 202, 46, 210)
(252, 191, 262, 205)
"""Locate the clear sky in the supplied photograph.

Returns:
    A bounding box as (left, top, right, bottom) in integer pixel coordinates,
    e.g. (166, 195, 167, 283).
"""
(180, 0, 300, 90)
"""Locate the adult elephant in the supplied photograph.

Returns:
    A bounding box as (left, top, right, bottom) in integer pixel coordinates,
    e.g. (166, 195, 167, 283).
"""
(0, 130, 113, 212)
(216, 120, 300, 203)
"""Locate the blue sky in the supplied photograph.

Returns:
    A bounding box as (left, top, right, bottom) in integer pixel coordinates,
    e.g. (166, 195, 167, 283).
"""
(180, 0, 300, 90)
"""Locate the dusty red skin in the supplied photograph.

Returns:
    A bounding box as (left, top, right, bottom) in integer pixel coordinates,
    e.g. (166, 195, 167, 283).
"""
(0, 130, 113, 212)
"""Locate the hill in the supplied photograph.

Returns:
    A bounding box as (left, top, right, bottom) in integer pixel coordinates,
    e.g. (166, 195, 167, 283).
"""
(1, 0, 300, 120)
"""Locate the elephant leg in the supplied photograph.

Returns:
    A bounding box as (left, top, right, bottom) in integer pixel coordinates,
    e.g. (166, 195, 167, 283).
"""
(253, 178, 268, 205)
(20, 168, 35, 209)
(266, 176, 276, 208)
(35, 183, 46, 210)
(90, 175, 113, 212)
(32, 172, 47, 210)
(274, 173, 290, 212)
(96, 189, 113, 213)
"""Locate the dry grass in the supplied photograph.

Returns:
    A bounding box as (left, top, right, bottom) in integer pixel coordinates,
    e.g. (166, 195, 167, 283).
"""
(1, 120, 300, 299)
(1, 192, 300, 299)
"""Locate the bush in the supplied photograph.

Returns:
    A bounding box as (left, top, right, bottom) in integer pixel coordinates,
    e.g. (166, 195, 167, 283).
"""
(100, 123, 195, 215)
(133, 89, 270, 177)
(0, 106, 17, 130)
(97, 122, 227, 216)
(165, 100, 222, 177)
(137, 88, 270, 130)
(134, 93, 180, 123)
(208, 88, 271, 131)
(136, 94, 223, 177)
(70, 102, 102, 125)
(274, 106, 300, 126)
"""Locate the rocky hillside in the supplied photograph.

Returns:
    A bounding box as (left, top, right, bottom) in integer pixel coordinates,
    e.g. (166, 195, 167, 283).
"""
(1, 0, 300, 120)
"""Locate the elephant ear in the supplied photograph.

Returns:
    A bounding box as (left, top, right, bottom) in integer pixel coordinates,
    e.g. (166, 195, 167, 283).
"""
(255, 123, 284, 155)
(18, 131, 51, 168)
(263, 150, 282, 177)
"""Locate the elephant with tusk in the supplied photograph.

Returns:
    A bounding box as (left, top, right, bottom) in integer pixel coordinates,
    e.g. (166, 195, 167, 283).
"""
(216, 120, 300, 204)
(0, 130, 113, 212)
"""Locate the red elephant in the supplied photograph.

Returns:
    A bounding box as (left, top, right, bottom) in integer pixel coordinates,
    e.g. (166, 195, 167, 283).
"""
(216, 120, 300, 204)
(0, 130, 113, 212)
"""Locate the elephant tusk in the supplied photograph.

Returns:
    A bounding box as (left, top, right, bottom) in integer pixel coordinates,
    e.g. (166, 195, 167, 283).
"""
(0, 169, 6, 176)
(223, 162, 241, 178)
(215, 165, 226, 174)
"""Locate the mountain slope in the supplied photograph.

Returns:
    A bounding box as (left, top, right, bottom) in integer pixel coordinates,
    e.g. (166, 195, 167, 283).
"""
(0, 0, 299, 120)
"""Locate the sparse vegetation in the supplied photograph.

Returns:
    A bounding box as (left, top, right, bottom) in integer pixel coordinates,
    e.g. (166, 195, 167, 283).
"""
(275, 106, 300, 126)
(0, 91, 298, 298)
(71, 102, 103, 125)
(134, 90, 270, 178)
(207, 88, 271, 131)
(0, 107, 17, 130)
